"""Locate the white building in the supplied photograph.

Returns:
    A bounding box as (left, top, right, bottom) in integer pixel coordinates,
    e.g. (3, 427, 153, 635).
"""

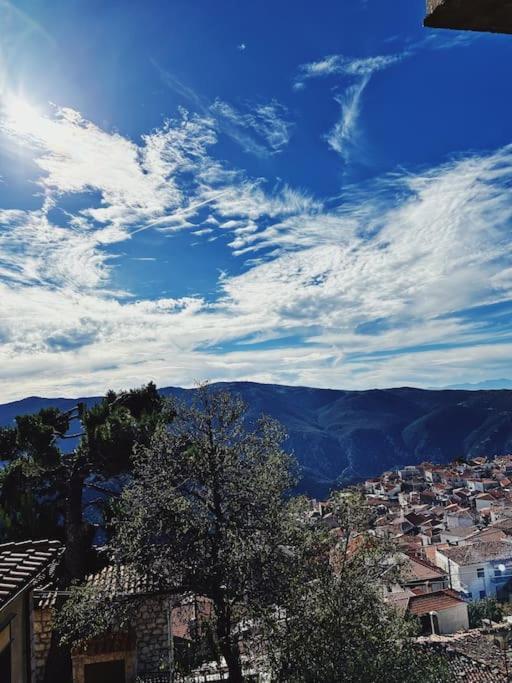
(435, 540, 512, 602)
(407, 590, 469, 634)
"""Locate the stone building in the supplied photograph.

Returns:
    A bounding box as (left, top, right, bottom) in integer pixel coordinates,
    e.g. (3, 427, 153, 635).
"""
(33, 564, 213, 683)
(0, 539, 63, 683)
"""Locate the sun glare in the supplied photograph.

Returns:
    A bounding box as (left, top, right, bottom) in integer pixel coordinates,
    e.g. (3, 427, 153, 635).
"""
(3, 94, 42, 133)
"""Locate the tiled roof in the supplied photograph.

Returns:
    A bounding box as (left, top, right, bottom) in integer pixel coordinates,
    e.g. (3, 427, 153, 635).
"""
(84, 564, 174, 597)
(440, 540, 512, 565)
(0, 540, 63, 608)
(385, 588, 415, 615)
(419, 629, 511, 682)
(466, 527, 507, 544)
(443, 525, 480, 539)
(402, 554, 447, 583)
(492, 517, 512, 532)
(407, 589, 465, 616)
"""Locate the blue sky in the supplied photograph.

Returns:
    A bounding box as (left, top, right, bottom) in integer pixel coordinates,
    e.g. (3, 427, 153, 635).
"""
(1, 0, 512, 399)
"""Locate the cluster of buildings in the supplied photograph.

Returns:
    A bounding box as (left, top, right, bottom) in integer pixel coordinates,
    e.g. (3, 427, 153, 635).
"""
(362, 455, 512, 615)
(318, 454, 512, 681)
(7, 454, 512, 682)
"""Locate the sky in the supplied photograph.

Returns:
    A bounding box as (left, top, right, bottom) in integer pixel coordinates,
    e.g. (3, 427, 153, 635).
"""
(1, 0, 512, 400)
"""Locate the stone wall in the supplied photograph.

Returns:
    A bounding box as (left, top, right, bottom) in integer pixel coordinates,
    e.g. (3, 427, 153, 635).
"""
(35, 596, 188, 680)
(33, 606, 53, 683)
(134, 597, 170, 675)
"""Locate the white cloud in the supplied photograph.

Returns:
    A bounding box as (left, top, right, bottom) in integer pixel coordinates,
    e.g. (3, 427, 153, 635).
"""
(326, 78, 370, 161)
(295, 33, 477, 165)
(210, 98, 293, 155)
(294, 53, 402, 88)
(153, 63, 291, 157)
(294, 53, 403, 163)
(0, 101, 220, 294)
(1, 98, 512, 400)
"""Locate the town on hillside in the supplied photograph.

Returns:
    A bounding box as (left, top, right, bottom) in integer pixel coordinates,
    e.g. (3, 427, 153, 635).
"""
(307, 454, 512, 680)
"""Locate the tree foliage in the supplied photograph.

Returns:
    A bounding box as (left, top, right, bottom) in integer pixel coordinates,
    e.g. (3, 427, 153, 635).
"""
(468, 597, 504, 628)
(0, 382, 172, 579)
(109, 386, 295, 682)
(58, 387, 448, 682)
(258, 492, 449, 682)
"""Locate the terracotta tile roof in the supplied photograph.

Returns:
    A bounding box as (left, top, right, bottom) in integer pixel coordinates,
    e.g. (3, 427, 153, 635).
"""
(440, 540, 512, 565)
(402, 554, 447, 583)
(0, 540, 63, 608)
(492, 517, 512, 532)
(404, 512, 431, 527)
(443, 525, 480, 538)
(385, 588, 414, 615)
(465, 528, 507, 544)
(419, 628, 511, 682)
(407, 589, 466, 616)
(85, 564, 166, 597)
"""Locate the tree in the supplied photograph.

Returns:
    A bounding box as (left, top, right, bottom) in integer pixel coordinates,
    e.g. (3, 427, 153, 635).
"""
(0, 382, 171, 579)
(57, 390, 448, 682)
(258, 492, 450, 683)
(468, 597, 504, 628)
(109, 386, 295, 683)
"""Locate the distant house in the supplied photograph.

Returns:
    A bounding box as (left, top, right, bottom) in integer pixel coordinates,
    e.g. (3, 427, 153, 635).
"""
(439, 525, 480, 546)
(0, 539, 62, 683)
(386, 587, 469, 635)
(401, 554, 448, 594)
(444, 506, 474, 530)
(407, 590, 469, 635)
(435, 541, 512, 602)
(466, 479, 498, 493)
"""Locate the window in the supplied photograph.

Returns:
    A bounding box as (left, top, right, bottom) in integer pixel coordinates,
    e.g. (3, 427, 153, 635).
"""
(480, 590, 486, 599)
(477, 567, 485, 578)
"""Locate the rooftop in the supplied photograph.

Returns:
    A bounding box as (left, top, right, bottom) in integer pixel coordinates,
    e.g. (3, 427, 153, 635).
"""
(402, 554, 447, 583)
(440, 540, 512, 565)
(0, 540, 62, 609)
(419, 627, 512, 681)
(85, 564, 166, 597)
(407, 589, 466, 616)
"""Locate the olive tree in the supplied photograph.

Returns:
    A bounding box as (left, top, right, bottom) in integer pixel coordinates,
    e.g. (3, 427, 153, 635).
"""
(110, 386, 295, 682)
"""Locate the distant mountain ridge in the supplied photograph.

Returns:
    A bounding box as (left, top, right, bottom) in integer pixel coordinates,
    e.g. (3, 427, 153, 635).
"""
(2, 382, 512, 497)
(440, 379, 512, 391)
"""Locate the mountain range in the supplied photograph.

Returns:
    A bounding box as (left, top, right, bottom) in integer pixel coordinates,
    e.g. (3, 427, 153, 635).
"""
(2, 382, 512, 497)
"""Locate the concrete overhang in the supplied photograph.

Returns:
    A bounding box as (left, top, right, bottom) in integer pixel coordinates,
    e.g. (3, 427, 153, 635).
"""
(425, 0, 512, 35)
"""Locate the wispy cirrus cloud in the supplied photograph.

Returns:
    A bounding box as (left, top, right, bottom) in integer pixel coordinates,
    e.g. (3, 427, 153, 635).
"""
(1, 95, 512, 400)
(293, 53, 402, 89)
(153, 62, 292, 157)
(210, 98, 293, 156)
(294, 53, 404, 163)
(0, 97, 222, 291)
(293, 27, 479, 166)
